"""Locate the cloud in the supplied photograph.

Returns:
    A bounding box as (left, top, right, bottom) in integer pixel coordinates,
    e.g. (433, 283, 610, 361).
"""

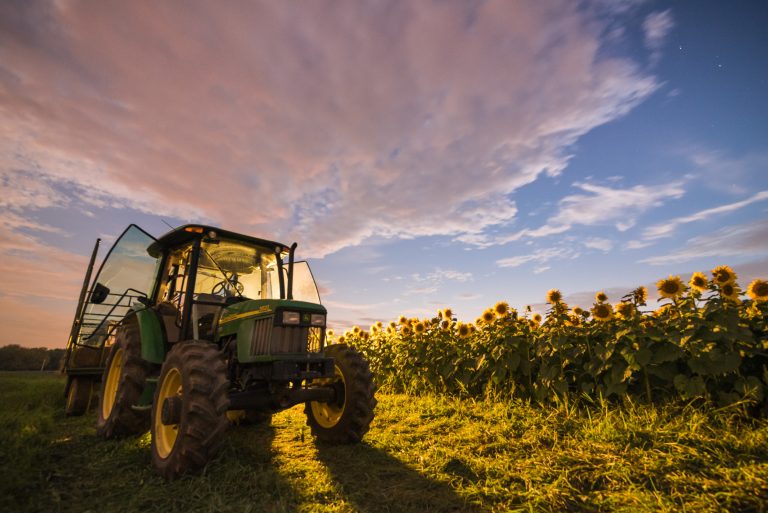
(497, 246, 578, 268)
(1, 0, 659, 259)
(643, 9, 674, 64)
(583, 237, 614, 251)
(640, 219, 768, 265)
(403, 268, 473, 295)
(642, 190, 768, 240)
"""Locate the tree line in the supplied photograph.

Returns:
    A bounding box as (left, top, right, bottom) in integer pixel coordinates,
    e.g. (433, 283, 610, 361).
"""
(0, 345, 66, 371)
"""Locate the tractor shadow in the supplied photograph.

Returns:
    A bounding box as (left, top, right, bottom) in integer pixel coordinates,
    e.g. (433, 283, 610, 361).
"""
(315, 441, 487, 513)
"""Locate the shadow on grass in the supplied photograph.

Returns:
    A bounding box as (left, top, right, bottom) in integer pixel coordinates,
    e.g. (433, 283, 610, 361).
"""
(315, 441, 486, 513)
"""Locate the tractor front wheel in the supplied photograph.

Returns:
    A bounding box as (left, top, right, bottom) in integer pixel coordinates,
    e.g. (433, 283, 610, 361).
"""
(96, 316, 151, 437)
(305, 344, 376, 443)
(151, 342, 229, 480)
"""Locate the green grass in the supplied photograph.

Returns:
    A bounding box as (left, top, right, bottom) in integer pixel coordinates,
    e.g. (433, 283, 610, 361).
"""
(1, 372, 767, 512)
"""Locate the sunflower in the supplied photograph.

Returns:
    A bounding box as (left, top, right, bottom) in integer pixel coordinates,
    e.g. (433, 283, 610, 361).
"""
(353, 326, 361, 335)
(475, 317, 483, 325)
(482, 309, 496, 323)
(572, 306, 584, 316)
(457, 322, 471, 338)
(712, 265, 737, 286)
(398, 315, 408, 325)
(568, 314, 581, 326)
(532, 313, 542, 324)
(719, 282, 741, 302)
(389, 321, 397, 329)
(591, 302, 613, 321)
(595, 291, 608, 303)
(442, 308, 453, 320)
(653, 304, 671, 317)
(386, 326, 396, 335)
(633, 286, 648, 304)
(414, 322, 425, 334)
(401, 325, 412, 336)
(546, 289, 563, 304)
(494, 301, 509, 317)
(326, 329, 334, 338)
(747, 279, 768, 302)
(370, 325, 379, 334)
(615, 301, 635, 319)
(657, 275, 685, 299)
(441, 319, 451, 331)
(529, 319, 539, 329)
(376, 321, 383, 329)
(689, 272, 708, 293)
(338, 335, 346, 344)
(362, 331, 370, 340)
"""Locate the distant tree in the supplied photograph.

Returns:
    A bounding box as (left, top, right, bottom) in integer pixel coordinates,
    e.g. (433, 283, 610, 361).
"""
(0, 345, 64, 371)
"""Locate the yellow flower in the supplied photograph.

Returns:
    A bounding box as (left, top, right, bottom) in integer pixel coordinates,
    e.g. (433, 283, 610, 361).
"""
(719, 282, 741, 302)
(712, 265, 737, 286)
(615, 301, 634, 319)
(689, 272, 708, 293)
(528, 319, 539, 329)
(546, 289, 562, 304)
(389, 321, 397, 329)
(747, 279, 768, 302)
(591, 302, 613, 321)
(494, 301, 509, 317)
(572, 306, 584, 316)
(326, 329, 334, 337)
(595, 291, 608, 303)
(440, 319, 451, 331)
(362, 331, 370, 340)
(653, 304, 671, 317)
(475, 317, 483, 325)
(353, 326, 361, 335)
(370, 325, 379, 334)
(457, 322, 471, 338)
(657, 275, 685, 299)
(443, 308, 453, 320)
(482, 309, 496, 323)
(414, 322, 425, 334)
(401, 325, 412, 336)
(532, 313, 542, 324)
(338, 335, 345, 344)
(633, 286, 648, 304)
(386, 326, 396, 335)
(376, 321, 383, 329)
(398, 315, 408, 325)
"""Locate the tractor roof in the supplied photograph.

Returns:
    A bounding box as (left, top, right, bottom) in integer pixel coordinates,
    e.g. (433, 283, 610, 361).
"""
(147, 224, 289, 258)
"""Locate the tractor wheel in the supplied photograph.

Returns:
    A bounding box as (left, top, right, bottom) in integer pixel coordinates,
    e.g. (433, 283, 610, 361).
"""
(65, 377, 93, 416)
(305, 344, 376, 443)
(97, 316, 151, 438)
(151, 342, 229, 480)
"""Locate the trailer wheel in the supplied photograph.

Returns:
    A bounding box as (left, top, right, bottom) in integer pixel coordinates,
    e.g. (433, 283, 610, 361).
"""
(96, 316, 151, 438)
(305, 344, 376, 443)
(151, 342, 230, 480)
(65, 377, 93, 416)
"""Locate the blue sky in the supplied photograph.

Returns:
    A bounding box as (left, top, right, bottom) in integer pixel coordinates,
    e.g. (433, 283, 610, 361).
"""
(1, 0, 766, 346)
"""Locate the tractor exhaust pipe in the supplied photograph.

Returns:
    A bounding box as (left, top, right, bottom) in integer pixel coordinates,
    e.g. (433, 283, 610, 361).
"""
(286, 242, 297, 300)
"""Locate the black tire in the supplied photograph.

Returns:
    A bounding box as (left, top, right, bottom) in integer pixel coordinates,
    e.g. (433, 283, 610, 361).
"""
(305, 344, 376, 443)
(151, 342, 230, 480)
(96, 316, 152, 438)
(65, 377, 93, 416)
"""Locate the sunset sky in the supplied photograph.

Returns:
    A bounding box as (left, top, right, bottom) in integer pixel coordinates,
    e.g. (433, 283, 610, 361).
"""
(1, 0, 767, 348)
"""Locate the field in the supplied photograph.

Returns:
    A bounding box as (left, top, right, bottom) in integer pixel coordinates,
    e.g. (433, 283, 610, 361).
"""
(2, 372, 768, 512)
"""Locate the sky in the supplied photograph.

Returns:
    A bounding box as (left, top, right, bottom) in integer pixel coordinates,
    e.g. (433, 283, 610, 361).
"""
(1, 0, 767, 347)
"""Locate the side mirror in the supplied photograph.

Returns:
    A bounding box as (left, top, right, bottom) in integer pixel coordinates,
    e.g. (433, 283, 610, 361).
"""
(90, 282, 110, 304)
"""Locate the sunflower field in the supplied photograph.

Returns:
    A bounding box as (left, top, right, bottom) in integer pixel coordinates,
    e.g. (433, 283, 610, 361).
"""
(334, 266, 768, 413)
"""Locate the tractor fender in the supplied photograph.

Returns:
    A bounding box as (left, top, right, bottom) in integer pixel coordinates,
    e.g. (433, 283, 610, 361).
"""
(131, 305, 166, 364)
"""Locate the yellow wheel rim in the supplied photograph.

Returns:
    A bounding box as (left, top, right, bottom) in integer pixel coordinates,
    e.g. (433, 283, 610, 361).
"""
(154, 367, 182, 459)
(310, 365, 346, 429)
(102, 348, 123, 419)
(66, 381, 76, 411)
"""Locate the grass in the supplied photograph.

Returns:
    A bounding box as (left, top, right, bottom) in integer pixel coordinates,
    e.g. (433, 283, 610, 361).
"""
(1, 372, 767, 512)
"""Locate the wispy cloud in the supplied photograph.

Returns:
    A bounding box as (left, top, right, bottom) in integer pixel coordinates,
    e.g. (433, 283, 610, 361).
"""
(497, 246, 578, 269)
(643, 190, 768, 240)
(640, 219, 768, 265)
(0, 0, 659, 259)
(643, 9, 674, 65)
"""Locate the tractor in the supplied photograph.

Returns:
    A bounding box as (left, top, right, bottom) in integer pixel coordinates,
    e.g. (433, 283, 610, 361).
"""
(63, 224, 376, 479)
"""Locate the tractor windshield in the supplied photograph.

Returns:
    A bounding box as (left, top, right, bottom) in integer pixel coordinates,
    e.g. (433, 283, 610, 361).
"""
(196, 238, 279, 300)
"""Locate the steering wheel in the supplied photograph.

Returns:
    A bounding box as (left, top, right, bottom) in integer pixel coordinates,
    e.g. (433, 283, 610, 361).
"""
(212, 280, 244, 296)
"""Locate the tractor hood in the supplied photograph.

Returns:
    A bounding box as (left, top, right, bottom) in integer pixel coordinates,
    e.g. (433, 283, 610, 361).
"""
(217, 299, 327, 338)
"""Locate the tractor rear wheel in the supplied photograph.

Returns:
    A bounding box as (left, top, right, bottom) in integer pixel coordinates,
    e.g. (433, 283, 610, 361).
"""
(151, 342, 229, 480)
(65, 377, 93, 416)
(305, 344, 376, 443)
(97, 316, 151, 438)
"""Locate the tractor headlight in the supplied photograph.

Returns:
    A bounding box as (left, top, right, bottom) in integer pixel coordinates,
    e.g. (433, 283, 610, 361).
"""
(310, 314, 326, 326)
(282, 311, 301, 325)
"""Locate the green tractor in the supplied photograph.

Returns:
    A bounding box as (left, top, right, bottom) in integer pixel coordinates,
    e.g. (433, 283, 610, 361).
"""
(63, 224, 376, 479)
